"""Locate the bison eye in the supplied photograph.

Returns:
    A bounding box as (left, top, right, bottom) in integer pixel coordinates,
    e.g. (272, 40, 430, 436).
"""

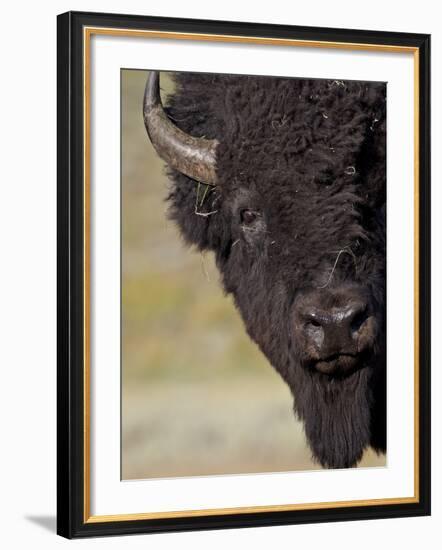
(240, 209, 259, 225)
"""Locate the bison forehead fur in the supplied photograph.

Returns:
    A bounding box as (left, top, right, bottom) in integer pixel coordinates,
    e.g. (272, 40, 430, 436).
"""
(159, 73, 386, 469)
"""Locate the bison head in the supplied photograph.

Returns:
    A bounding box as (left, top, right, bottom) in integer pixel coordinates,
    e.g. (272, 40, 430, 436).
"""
(143, 71, 386, 469)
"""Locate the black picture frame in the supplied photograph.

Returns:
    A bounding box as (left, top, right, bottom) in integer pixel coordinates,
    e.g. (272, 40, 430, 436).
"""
(57, 10, 431, 539)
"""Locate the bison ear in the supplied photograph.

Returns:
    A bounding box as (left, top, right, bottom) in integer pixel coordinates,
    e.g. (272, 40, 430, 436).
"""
(166, 172, 230, 254)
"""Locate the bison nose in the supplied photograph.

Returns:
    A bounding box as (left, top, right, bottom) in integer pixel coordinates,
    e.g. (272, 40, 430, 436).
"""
(300, 301, 370, 356)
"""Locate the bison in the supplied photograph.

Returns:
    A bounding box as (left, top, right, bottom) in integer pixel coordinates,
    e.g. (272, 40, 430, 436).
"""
(143, 71, 386, 469)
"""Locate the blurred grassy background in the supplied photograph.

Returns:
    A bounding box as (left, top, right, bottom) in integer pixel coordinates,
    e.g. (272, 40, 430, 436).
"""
(121, 69, 385, 479)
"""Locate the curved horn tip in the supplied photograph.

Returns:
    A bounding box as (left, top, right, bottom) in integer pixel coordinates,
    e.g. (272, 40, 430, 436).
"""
(143, 70, 160, 113)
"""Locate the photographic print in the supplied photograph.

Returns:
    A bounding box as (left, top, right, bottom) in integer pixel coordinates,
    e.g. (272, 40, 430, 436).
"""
(57, 11, 430, 538)
(122, 69, 387, 479)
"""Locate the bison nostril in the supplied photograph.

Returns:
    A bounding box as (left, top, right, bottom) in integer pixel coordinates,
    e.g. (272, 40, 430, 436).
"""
(303, 317, 325, 349)
(350, 307, 369, 335)
(301, 310, 324, 329)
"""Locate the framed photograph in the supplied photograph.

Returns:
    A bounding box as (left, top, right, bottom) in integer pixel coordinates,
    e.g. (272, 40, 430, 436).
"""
(57, 11, 431, 538)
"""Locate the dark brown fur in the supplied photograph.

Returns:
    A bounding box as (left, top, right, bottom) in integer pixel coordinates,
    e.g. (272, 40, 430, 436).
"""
(162, 72, 386, 469)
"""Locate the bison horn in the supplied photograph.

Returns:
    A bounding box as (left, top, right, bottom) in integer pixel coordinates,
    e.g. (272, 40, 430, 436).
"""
(143, 71, 218, 186)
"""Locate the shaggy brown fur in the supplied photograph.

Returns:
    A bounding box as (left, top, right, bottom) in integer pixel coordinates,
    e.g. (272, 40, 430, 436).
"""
(161, 72, 386, 469)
